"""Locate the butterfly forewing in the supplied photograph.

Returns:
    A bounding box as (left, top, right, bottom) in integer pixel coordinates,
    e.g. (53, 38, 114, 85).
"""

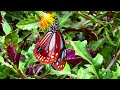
(34, 30, 61, 64)
(34, 31, 57, 64)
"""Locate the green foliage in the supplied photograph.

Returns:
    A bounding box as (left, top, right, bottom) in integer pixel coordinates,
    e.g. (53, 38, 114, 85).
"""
(70, 40, 104, 78)
(4, 30, 19, 48)
(1, 11, 12, 35)
(0, 11, 120, 79)
(16, 16, 39, 30)
(91, 38, 106, 51)
(112, 63, 120, 79)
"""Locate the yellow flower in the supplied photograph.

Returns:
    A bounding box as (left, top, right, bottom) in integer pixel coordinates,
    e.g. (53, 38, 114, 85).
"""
(39, 12, 55, 30)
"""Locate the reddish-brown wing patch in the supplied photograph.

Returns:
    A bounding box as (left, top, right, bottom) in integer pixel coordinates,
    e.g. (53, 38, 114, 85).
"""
(34, 31, 61, 64)
(51, 59, 66, 71)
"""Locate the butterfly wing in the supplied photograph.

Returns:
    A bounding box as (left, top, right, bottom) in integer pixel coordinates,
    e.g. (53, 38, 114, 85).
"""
(34, 21, 67, 71)
(51, 31, 67, 71)
(34, 31, 57, 64)
(51, 59, 66, 71)
(34, 30, 62, 64)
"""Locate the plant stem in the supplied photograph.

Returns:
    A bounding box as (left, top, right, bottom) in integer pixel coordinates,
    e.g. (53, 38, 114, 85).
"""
(17, 69, 27, 79)
(35, 65, 45, 75)
(106, 48, 120, 72)
(78, 11, 93, 20)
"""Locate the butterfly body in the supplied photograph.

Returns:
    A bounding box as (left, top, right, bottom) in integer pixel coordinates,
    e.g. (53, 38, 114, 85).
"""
(34, 21, 66, 71)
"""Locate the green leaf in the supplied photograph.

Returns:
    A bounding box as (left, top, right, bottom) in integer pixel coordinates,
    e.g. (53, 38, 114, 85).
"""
(93, 53, 103, 71)
(69, 66, 93, 79)
(85, 64, 97, 77)
(88, 14, 104, 24)
(117, 26, 120, 47)
(104, 27, 117, 46)
(58, 11, 73, 28)
(70, 40, 93, 64)
(85, 54, 103, 78)
(0, 36, 5, 44)
(19, 60, 26, 71)
(6, 11, 24, 21)
(0, 55, 5, 64)
(4, 30, 19, 48)
(0, 55, 16, 73)
(16, 16, 39, 30)
(24, 44, 37, 69)
(70, 40, 103, 78)
(0, 65, 10, 79)
(94, 27, 104, 35)
(1, 11, 12, 35)
(112, 63, 120, 79)
(91, 38, 106, 51)
(99, 43, 113, 68)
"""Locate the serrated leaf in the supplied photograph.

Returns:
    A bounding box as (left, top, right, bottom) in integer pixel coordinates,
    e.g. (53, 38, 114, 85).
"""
(77, 67, 93, 79)
(69, 67, 93, 79)
(70, 40, 93, 64)
(1, 11, 12, 35)
(91, 38, 106, 51)
(16, 16, 39, 30)
(70, 40, 101, 78)
(85, 64, 96, 76)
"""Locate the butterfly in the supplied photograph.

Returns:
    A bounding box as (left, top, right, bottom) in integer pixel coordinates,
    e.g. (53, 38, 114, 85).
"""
(34, 21, 66, 71)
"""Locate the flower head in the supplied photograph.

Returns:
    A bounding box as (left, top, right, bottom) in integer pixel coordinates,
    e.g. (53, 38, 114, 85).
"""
(39, 12, 55, 29)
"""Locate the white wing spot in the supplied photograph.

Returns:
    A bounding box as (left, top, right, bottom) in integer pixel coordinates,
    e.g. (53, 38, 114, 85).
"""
(51, 55, 54, 58)
(56, 62, 58, 65)
(41, 59, 44, 61)
(41, 56, 43, 58)
(56, 53, 58, 56)
(40, 58, 42, 60)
